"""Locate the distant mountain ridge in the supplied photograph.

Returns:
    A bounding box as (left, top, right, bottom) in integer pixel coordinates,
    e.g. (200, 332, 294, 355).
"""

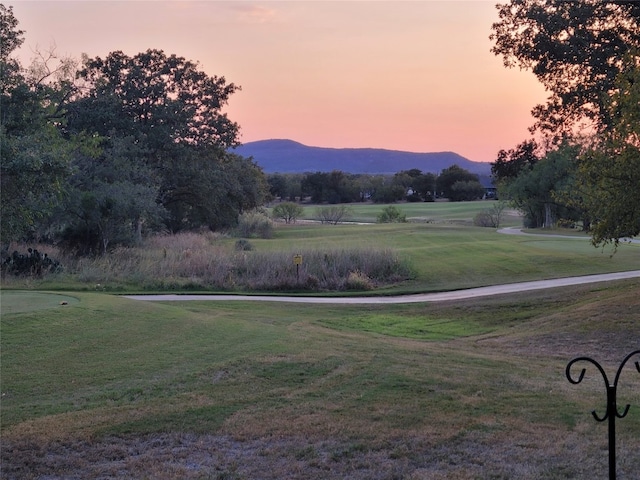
(232, 139, 492, 175)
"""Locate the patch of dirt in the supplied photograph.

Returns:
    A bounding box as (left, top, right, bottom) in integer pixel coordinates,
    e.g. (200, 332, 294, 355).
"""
(477, 330, 640, 365)
(2, 429, 638, 479)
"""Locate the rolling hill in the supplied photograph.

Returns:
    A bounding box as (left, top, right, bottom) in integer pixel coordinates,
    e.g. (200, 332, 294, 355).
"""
(231, 139, 492, 175)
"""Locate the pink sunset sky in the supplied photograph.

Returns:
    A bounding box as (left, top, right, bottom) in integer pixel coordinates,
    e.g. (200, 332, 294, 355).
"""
(7, 1, 548, 163)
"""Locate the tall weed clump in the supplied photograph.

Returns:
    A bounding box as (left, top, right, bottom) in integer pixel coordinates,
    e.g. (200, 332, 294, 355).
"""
(232, 248, 412, 291)
(73, 232, 229, 288)
(136, 232, 232, 289)
(2, 233, 412, 292)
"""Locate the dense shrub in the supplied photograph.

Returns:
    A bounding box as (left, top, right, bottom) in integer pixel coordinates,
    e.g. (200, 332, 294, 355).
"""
(236, 210, 274, 239)
(371, 185, 406, 203)
(449, 180, 486, 202)
(1, 248, 62, 277)
(345, 270, 373, 290)
(315, 205, 352, 224)
(235, 239, 253, 251)
(377, 206, 407, 223)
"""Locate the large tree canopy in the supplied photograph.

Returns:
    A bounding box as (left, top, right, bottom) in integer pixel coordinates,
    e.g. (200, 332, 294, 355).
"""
(505, 143, 581, 229)
(491, 0, 640, 138)
(1, 5, 74, 245)
(63, 49, 268, 236)
(492, 139, 539, 183)
(574, 60, 640, 246)
(491, 1, 640, 247)
(57, 135, 165, 255)
(0, 4, 23, 97)
(2, 5, 267, 252)
(70, 49, 241, 151)
(436, 165, 484, 202)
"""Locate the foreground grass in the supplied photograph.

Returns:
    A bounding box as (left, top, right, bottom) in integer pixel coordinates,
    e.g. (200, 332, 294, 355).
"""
(2, 282, 639, 479)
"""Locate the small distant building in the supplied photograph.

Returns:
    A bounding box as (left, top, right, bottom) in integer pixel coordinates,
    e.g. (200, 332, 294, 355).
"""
(479, 176, 497, 199)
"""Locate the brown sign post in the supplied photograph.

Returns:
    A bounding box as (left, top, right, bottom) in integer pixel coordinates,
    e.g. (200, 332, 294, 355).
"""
(293, 254, 302, 283)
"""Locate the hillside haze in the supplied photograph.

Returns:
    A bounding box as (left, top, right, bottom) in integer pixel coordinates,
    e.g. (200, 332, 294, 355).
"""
(232, 139, 492, 175)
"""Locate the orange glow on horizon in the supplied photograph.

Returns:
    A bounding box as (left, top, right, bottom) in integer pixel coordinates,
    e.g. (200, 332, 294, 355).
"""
(7, 1, 548, 163)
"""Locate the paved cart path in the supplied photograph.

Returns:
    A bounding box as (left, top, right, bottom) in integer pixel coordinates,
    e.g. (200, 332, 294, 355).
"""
(124, 270, 640, 305)
(498, 226, 640, 243)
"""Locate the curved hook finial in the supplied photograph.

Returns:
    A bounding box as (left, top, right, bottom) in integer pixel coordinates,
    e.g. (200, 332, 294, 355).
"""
(613, 350, 640, 419)
(566, 350, 640, 421)
(612, 350, 640, 389)
(565, 356, 611, 422)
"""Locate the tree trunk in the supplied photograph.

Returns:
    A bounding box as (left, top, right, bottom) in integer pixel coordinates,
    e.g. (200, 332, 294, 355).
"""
(544, 203, 554, 229)
(135, 218, 144, 245)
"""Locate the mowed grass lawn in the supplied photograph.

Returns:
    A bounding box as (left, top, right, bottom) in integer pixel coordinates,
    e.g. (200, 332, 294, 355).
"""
(2, 283, 640, 479)
(298, 200, 524, 225)
(2, 204, 639, 478)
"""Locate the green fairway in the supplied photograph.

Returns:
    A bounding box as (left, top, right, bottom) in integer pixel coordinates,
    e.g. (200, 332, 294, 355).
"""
(0, 291, 80, 315)
(296, 200, 523, 225)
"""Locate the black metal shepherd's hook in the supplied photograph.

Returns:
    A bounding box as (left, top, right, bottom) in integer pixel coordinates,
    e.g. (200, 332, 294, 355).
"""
(566, 350, 640, 480)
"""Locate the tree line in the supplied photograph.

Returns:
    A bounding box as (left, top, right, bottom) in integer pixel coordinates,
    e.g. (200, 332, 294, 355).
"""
(489, 0, 640, 247)
(267, 165, 488, 205)
(1, 4, 267, 255)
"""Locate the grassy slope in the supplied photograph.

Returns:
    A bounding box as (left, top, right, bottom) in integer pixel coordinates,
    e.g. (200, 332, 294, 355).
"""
(2, 283, 639, 479)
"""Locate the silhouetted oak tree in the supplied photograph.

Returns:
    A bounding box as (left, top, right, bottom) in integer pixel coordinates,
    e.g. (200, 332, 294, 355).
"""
(491, 1, 640, 246)
(436, 165, 482, 201)
(67, 49, 267, 234)
(72, 49, 240, 150)
(0, 5, 74, 245)
(575, 60, 640, 246)
(491, 0, 640, 138)
(492, 140, 539, 183)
